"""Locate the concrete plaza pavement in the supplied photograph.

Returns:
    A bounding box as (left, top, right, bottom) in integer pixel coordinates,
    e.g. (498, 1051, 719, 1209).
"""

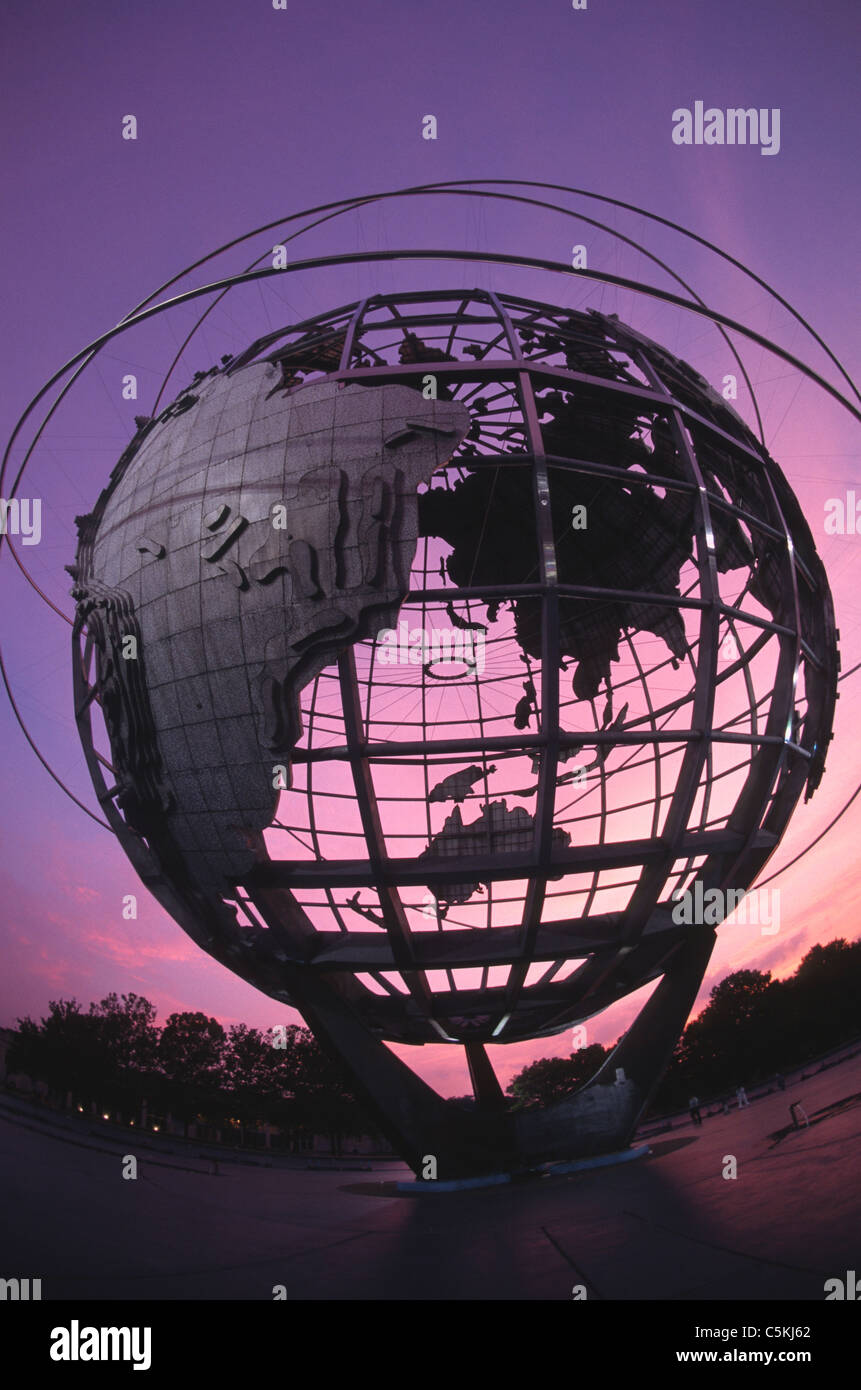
(1, 1055, 858, 1300)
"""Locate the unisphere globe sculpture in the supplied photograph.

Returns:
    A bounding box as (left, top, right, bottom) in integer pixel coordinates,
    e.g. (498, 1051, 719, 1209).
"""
(71, 289, 838, 1178)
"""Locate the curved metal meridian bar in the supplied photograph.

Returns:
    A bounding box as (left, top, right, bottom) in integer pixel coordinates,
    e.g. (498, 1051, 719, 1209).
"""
(147, 198, 389, 416)
(0, 193, 367, 601)
(7, 173, 857, 619)
(0, 188, 853, 1175)
(111, 176, 860, 408)
(5, 167, 854, 602)
(427, 178, 860, 404)
(755, 780, 861, 889)
(6, 164, 859, 503)
(1, 250, 854, 927)
(61, 287, 840, 1173)
(4, 248, 859, 512)
(0, 636, 109, 828)
(142, 186, 768, 441)
(4, 535, 73, 625)
(3, 255, 858, 851)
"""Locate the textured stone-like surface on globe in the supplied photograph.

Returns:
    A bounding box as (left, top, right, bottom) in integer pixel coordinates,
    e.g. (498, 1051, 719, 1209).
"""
(82, 367, 470, 891)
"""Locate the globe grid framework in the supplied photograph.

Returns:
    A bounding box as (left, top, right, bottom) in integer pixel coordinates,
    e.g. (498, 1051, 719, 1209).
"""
(70, 286, 839, 1177)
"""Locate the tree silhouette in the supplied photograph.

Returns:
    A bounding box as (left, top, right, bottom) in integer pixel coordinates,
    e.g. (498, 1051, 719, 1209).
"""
(507, 940, 861, 1116)
(506, 1045, 609, 1107)
(9, 994, 159, 1108)
(156, 1011, 227, 1134)
(10, 933, 861, 1139)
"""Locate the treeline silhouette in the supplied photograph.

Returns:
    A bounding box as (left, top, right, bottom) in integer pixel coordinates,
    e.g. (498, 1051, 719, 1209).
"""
(8, 937, 860, 1139)
(506, 936, 861, 1112)
(7, 997, 369, 1152)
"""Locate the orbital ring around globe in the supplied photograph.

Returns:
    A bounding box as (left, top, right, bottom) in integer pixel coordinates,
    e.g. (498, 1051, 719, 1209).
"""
(2, 182, 857, 1174)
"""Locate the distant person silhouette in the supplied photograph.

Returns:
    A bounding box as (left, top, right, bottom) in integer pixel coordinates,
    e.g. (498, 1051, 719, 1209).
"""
(736, 1085, 750, 1108)
(688, 1096, 703, 1126)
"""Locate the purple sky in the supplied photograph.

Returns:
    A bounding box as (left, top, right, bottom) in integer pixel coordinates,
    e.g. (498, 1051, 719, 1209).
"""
(1, 0, 859, 1096)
